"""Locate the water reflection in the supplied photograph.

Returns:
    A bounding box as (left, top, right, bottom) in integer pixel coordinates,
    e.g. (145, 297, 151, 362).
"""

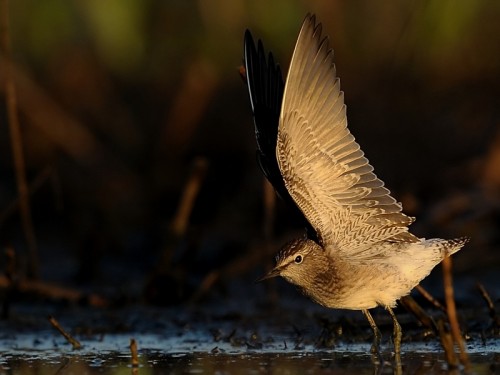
(1, 352, 496, 375)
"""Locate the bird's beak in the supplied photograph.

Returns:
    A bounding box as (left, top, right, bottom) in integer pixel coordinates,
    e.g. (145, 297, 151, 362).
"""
(256, 266, 282, 283)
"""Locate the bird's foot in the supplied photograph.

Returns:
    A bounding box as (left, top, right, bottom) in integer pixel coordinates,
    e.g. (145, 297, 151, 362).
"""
(370, 334, 384, 365)
(362, 309, 384, 364)
(386, 307, 402, 355)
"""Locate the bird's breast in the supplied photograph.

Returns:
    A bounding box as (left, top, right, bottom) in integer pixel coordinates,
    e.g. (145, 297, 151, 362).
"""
(304, 259, 408, 310)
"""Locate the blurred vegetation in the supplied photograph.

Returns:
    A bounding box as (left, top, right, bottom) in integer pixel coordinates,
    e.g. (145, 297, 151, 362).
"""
(0, 0, 499, 305)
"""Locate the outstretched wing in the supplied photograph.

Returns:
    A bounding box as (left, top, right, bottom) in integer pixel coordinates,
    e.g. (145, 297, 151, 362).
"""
(277, 14, 418, 258)
(244, 30, 318, 241)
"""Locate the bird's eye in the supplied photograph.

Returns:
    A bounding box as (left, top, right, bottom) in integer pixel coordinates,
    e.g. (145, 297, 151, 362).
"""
(294, 255, 303, 264)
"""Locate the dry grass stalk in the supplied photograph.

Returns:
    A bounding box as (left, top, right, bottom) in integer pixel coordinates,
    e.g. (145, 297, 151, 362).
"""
(477, 282, 500, 334)
(48, 315, 82, 350)
(442, 256, 471, 371)
(171, 157, 209, 238)
(0, 274, 107, 307)
(130, 338, 139, 367)
(146, 157, 209, 304)
(437, 318, 459, 368)
(400, 295, 438, 333)
(416, 284, 446, 312)
(0, 0, 39, 279)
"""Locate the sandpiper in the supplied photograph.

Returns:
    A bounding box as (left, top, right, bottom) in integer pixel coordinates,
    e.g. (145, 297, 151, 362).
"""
(243, 14, 468, 355)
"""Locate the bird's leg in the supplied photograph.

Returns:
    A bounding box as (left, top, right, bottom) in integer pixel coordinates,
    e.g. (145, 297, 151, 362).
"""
(386, 307, 402, 355)
(362, 309, 382, 362)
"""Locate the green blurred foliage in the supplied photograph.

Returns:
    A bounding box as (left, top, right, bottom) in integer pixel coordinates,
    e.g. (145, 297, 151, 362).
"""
(8, 1, 500, 83)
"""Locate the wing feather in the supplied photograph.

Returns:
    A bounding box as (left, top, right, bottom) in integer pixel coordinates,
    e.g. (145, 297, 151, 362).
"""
(277, 14, 418, 257)
(244, 30, 319, 242)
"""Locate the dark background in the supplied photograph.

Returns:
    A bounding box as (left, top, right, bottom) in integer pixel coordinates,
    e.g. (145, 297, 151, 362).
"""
(0, 0, 499, 308)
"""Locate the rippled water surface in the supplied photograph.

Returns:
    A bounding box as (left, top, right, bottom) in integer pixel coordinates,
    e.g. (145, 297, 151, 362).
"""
(2, 347, 498, 374)
(1, 303, 498, 375)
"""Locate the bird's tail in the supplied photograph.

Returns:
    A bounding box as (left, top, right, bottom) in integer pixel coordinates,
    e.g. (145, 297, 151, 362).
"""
(440, 237, 469, 257)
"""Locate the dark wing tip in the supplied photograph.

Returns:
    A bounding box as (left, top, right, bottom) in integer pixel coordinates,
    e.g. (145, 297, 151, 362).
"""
(243, 16, 320, 246)
(244, 29, 256, 54)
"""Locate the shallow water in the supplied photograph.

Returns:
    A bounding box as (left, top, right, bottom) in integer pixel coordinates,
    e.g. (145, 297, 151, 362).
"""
(1, 348, 498, 375)
(0, 300, 498, 374)
(1, 330, 498, 374)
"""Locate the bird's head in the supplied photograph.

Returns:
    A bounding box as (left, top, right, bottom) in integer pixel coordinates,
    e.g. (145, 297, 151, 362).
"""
(258, 237, 327, 288)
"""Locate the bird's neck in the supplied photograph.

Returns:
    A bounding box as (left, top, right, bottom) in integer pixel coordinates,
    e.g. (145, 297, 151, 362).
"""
(302, 255, 341, 307)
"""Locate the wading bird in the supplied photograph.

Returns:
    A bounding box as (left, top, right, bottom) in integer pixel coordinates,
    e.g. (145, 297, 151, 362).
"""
(243, 14, 467, 356)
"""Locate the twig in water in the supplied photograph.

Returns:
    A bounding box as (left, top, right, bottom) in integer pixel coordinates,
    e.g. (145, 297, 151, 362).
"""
(437, 318, 458, 368)
(53, 358, 71, 375)
(48, 315, 81, 350)
(442, 256, 470, 371)
(416, 284, 446, 312)
(400, 295, 438, 334)
(477, 282, 500, 334)
(130, 338, 139, 367)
